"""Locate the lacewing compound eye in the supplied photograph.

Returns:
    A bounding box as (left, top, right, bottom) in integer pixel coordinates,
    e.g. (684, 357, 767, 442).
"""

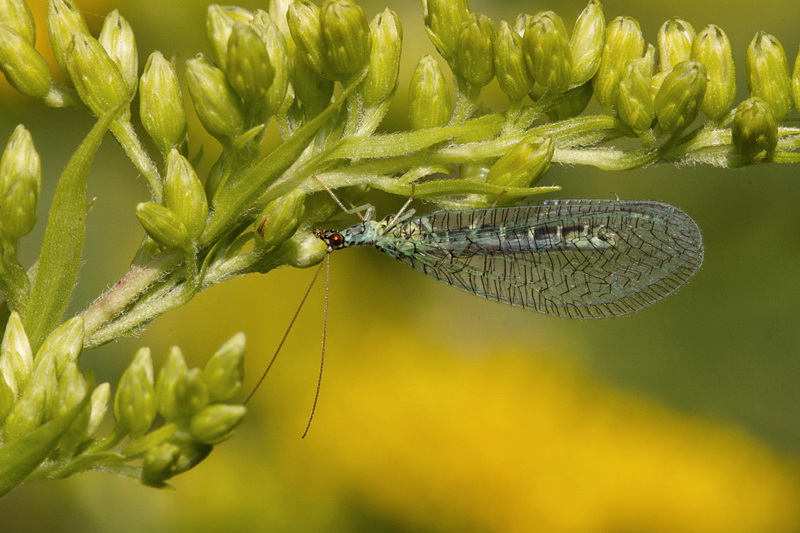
(316, 199, 704, 319)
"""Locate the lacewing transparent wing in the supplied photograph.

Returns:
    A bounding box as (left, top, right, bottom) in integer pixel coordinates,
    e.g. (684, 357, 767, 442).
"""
(315, 199, 704, 318)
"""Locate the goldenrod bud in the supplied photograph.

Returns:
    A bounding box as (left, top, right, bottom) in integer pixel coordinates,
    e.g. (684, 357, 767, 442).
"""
(186, 54, 245, 139)
(136, 202, 190, 250)
(173, 367, 209, 417)
(363, 8, 402, 106)
(657, 18, 695, 73)
(409, 55, 452, 129)
(206, 4, 253, 72)
(454, 13, 495, 88)
(86, 382, 109, 437)
(0, 373, 13, 424)
(165, 150, 208, 240)
(320, 0, 371, 81)
(0, 0, 35, 44)
(255, 190, 305, 251)
(286, 230, 327, 268)
(494, 21, 533, 102)
(139, 52, 187, 153)
(732, 97, 777, 162)
(190, 404, 246, 445)
(227, 22, 274, 115)
(113, 347, 156, 437)
(486, 136, 553, 194)
(569, 0, 605, 85)
(524, 12, 572, 94)
(0, 312, 31, 396)
(654, 60, 706, 133)
(0, 125, 41, 240)
(692, 25, 735, 121)
(55, 362, 86, 417)
(793, 46, 800, 113)
(142, 442, 181, 487)
(203, 333, 245, 402)
(47, 0, 89, 72)
(67, 33, 131, 120)
(292, 48, 334, 117)
(547, 82, 593, 120)
(98, 10, 138, 94)
(251, 11, 291, 116)
(155, 346, 188, 421)
(287, 0, 330, 77)
(36, 316, 83, 376)
(617, 46, 655, 132)
(422, 0, 470, 61)
(3, 383, 46, 441)
(0, 25, 51, 99)
(746, 32, 792, 120)
(593, 16, 644, 113)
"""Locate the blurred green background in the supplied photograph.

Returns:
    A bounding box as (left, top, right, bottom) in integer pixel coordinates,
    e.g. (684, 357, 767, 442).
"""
(2, 0, 800, 531)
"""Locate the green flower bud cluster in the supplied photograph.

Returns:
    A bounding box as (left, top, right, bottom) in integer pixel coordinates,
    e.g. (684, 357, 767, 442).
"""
(0, 315, 246, 491)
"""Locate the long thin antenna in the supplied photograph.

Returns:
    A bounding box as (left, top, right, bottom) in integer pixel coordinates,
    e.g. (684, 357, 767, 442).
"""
(302, 252, 330, 438)
(243, 258, 327, 406)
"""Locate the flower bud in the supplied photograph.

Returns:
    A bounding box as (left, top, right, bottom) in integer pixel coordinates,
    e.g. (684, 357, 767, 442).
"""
(0, 25, 51, 99)
(287, 0, 330, 77)
(455, 13, 495, 88)
(206, 4, 253, 72)
(617, 47, 655, 133)
(155, 346, 188, 421)
(569, 0, 604, 85)
(3, 383, 46, 441)
(363, 8, 402, 107)
(139, 52, 187, 153)
(67, 33, 131, 120)
(654, 60, 706, 133)
(186, 54, 245, 140)
(409, 55, 452, 129)
(136, 202, 190, 250)
(524, 12, 572, 94)
(486, 136, 553, 196)
(0, 0, 35, 44)
(173, 367, 210, 417)
(494, 21, 533, 102)
(251, 11, 291, 116)
(0, 373, 13, 424)
(86, 382, 110, 437)
(113, 347, 156, 437)
(255, 190, 305, 251)
(165, 149, 208, 240)
(746, 32, 792, 120)
(593, 16, 644, 113)
(286, 230, 328, 268)
(422, 0, 470, 61)
(47, 0, 89, 72)
(0, 312, 32, 395)
(692, 25, 735, 121)
(657, 18, 695, 73)
(203, 333, 245, 402)
(36, 316, 83, 376)
(98, 10, 138, 94)
(321, 0, 371, 81)
(0, 125, 40, 241)
(190, 404, 246, 445)
(143, 441, 212, 487)
(732, 97, 777, 162)
(227, 22, 274, 115)
(292, 48, 334, 118)
(55, 362, 86, 418)
(547, 82, 592, 121)
(793, 46, 800, 113)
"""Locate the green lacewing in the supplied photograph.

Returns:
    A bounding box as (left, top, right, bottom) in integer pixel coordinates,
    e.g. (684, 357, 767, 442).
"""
(314, 199, 704, 318)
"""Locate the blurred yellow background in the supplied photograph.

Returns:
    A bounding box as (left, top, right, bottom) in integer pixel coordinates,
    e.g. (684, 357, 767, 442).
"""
(2, 0, 800, 531)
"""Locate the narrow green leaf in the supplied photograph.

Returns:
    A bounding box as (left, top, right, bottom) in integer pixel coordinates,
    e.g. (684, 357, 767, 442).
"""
(23, 106, 120, 350)
(0, 390, 89, 497)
